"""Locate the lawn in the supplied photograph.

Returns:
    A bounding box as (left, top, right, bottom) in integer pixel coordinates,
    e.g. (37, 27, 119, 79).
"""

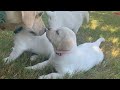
(0, 11, 120, 79)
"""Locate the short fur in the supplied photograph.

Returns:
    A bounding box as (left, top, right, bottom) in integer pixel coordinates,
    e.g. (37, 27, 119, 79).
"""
(26, 27, 105, 79)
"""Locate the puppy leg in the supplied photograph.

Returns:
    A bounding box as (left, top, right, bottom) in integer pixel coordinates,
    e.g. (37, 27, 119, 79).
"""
(3, 46, 25, 64)
(38, 73, 63, 79)
(25, 60, 50, 70)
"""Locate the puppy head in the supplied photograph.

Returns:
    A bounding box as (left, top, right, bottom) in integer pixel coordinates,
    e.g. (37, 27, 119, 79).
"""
(46, 27, 76, 51)
(22, 11, 46, 36)
(5, 11, 46, 36)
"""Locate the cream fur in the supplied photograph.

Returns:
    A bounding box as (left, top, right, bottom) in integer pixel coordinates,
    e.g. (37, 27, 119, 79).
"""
(5, 11, 46, 35)
(26, 27, 105, 79)
(46, 11, 89, 34)
(3, 30, 54, 63)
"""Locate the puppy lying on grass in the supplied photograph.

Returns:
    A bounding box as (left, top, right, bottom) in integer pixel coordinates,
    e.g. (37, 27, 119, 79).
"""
(3, 11, 49, 63)
(3, 26, 53, 63)
(26, 27, 105, 79)
(46, 11, 89, 34)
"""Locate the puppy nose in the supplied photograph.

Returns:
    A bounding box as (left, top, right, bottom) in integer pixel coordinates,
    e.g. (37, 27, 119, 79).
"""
(48, 27, 52, 30)
(45, 28, 48, 32)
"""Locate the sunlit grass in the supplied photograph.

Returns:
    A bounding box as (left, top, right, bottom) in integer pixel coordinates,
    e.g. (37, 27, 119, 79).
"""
(89, 20, 99, 30)
(111, 48, 120, 58)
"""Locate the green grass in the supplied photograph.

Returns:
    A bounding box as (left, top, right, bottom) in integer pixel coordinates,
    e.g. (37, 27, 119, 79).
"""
(0, 11, 120, 79)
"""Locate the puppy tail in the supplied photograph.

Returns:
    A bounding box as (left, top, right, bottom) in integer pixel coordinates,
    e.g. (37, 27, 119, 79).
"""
(83, 11, 89, 23)
(94, 38, 105, 47)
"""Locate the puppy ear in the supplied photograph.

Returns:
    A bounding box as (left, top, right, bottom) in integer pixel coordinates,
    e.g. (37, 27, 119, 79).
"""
(46, 11, 54, 17)
(32, 13, 46, 35)
(21, 11, 36, 29)
(21, 11, 46, 35)
(57, 39, 75, 51)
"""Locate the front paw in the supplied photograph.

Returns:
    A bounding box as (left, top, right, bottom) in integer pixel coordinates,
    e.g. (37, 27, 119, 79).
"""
(25, 66, 35, 70)
(38, 74, 56, 79)
(3, 57, 12, 64)
(38, 75, 50, 79)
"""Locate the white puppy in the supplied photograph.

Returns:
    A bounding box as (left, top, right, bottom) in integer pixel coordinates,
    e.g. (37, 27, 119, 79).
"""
(4, 27, 54, 63)
(26, 27, 105, 79)
(46, 11, 89, 34)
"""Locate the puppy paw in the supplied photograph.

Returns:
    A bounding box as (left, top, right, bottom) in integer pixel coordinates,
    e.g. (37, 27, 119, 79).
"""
(38, 75, 50, 79)
(3, 57, 12, 64)
(38, 75, 45, 79)
(25, 65, 43, 70)
(25, 66, 34, 70)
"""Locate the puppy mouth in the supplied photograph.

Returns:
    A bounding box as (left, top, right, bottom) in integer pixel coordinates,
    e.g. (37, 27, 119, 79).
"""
(29, 31, 37, 35)
(35, 28, 47, 36)
(29, 30, 45, 36)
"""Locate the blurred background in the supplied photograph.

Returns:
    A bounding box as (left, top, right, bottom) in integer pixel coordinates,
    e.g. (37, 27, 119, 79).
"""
(0, 11, 6, 23)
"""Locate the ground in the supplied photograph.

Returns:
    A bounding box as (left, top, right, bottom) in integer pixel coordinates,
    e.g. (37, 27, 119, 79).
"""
(0, 11, 120, 79)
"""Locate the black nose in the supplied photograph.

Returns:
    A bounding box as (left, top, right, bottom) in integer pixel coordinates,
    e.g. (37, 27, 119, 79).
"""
(48, 27, 52, 31)
(45, 28, 48, 32)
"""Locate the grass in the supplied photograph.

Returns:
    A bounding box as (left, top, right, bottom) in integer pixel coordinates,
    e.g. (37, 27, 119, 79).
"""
(0, 11, 120, 79)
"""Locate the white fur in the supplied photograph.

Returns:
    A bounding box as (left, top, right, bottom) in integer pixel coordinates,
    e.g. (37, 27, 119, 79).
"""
(46, 11, 89, 33)
(3, 30, 54, 63)
(4, 11, 89, 63)
(26, 27, 105, 79)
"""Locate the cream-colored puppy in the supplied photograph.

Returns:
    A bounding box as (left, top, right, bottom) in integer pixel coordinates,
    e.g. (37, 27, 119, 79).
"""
(5, 11, 46, 35)
(46, 11, 89, 34)
(3, 27, 54, 63)
(3, 12, 51, 63)
(26, 27, 105, 79)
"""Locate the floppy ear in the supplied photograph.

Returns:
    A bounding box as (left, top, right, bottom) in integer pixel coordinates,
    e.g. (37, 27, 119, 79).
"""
(46, 11, 54, 17)
(5, 11, 22, 23)
(21, 11, 36, 29)
(57, 39, 75, 51)
(32, 12, 46, 35)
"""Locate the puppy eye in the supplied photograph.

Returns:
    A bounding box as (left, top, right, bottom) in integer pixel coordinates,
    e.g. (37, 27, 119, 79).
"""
(56, 30, 59, 35)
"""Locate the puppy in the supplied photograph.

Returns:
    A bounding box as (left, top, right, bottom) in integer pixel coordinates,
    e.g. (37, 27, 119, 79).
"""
(26, 27, 105, 79)
(5, 11, 46, 35)
(3, 27, 54, 64)
(3, 11, 52, 63)
(46, 11, 89, 34)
